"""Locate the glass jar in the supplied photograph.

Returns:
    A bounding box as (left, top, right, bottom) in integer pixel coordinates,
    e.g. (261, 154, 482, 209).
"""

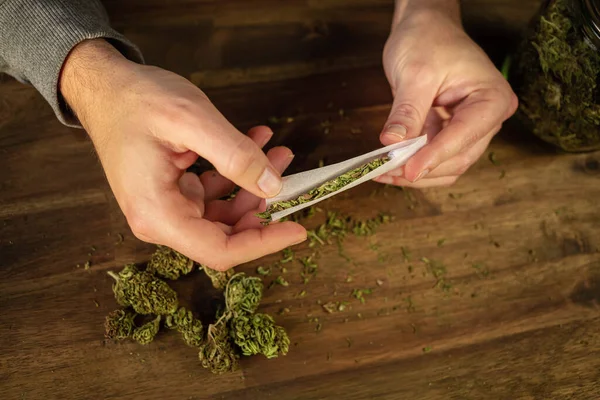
(512, 0, 600, 152)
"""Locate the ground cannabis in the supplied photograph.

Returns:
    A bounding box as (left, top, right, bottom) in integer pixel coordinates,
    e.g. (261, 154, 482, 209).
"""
(105, 309, 137, 340)
(146, 245, 194, 280)
(514, 0, 600, 151)
(132, 315, 161, 345)
(257, 157, 390, 220)
(107, 264, 179, 315)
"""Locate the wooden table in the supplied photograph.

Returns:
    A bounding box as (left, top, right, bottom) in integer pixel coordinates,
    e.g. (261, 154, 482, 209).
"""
(2, 1, 599, 399)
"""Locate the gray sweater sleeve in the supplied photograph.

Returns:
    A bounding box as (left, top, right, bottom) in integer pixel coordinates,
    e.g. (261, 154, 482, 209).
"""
(0, 0, 144, 127)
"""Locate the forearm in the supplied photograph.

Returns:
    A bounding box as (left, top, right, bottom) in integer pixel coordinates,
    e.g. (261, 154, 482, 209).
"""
(392, 0, 461, 26)
(0, 0, 143, 127)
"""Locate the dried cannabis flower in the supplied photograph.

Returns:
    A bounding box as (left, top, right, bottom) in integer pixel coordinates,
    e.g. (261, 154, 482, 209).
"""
(514, 0, 600, 151)
(201, 265, 234, 290)
(198, 321, 239, 374)
(132, 315, 161, 345)
(146, 245, 194, 280)
(165, 306, 204, 348)
(229, 313, 290, 358)
(225, 273, 263, 314)
(105, 309, 137, 340)
(107, 264, 179, 315)
(257, 156, 390, 220)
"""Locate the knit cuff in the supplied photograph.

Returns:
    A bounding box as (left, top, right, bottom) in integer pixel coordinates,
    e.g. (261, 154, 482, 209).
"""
(0, 0, 144, 127)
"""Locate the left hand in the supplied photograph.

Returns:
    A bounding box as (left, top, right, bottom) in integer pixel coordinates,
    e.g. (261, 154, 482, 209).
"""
(375, 7, 518, 188)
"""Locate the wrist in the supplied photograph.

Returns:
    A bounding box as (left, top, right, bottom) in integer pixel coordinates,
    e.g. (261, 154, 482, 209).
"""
(59, 39, 133, 129)
(392, 0, 461, 28)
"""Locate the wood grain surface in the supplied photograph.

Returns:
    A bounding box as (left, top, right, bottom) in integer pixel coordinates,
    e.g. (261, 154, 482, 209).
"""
(2, 1, 600, 399)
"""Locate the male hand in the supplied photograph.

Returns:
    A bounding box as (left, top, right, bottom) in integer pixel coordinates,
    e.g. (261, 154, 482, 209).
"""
(60, 39, 306, 270)
(376, 2, 518, 187)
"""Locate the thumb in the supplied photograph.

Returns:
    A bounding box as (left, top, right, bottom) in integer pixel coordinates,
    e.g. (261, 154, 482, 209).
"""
(380, 68, 438, 145)
(176, 100, 282, 199)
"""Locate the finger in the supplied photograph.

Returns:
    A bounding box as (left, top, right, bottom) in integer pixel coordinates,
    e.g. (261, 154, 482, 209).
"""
(203, 146, 294, 225)
(402, 85, 514, 182)
(374, 174, 459, 188)
(201, 126, 275, 201)
(200, 170, 234, 201)
(424, 128, 497, 178)
(169, 99, 283, 198)
(165, 205, 305, 270)
(380, 63, 440, 145)
(383, 128, 497, 180)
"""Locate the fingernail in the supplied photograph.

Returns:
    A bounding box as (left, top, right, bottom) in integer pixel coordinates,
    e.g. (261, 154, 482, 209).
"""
(383, 124, 407, 140)
(258, 167, 282, 197)
(282, 154, 295, 170)
(412, 169, 429, 182)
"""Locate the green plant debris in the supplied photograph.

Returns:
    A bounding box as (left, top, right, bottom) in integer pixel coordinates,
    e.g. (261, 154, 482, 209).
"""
(256, 266, 271, 276)
(499, 170, 506, 179)
(274, 276, 289, 287)
(421, 258, 452, 292)
(281, 248, 294, 263)
(277, 308, 290, 315)
(116, 233, 124, 245)
(346, 337, 353, 348)
(352, 288, 373, 304)
(513, 0, 600, 152)
(297, 290, 307, 298)
(488, 152, 500, 166)
(404, 296, 416, 313)
(300, 255, 318, 284)
(437, 239, 446, 247)
(345, 275, 354, 283)
(84, 261, 91, 270)
(472, 263, 491, 278)
(376, 279, 384, 287)
(422, 346, 432, 353)
(257, 157, 390, 221)
(401, 247, 412, 262)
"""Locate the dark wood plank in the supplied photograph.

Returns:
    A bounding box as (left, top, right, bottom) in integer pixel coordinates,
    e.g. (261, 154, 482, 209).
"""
(3, 1, 600, 399)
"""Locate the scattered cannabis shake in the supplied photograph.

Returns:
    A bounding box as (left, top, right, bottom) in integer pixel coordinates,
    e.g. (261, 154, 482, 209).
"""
(513, 0, 600, 152)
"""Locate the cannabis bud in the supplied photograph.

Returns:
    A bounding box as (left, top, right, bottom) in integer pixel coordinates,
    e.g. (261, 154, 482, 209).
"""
(146, 245, 194, 280)
(225, 273, 263, 314)
(165, 307, 204, 348)
(105, 309, 137, 340)
(201, 265, 234, 290)
(198, 323, 239, 374)
(132, 315, 161, 345)
(230, 313, 290, 359)
(107, 264, 179, 315)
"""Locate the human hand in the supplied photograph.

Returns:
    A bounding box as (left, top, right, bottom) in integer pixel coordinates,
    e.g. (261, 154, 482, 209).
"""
(375, 2, 518, 188)
(60, 39, 306, 270)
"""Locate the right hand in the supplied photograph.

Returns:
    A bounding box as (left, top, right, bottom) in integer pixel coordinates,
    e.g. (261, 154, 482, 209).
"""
(60, 39, 307, 270)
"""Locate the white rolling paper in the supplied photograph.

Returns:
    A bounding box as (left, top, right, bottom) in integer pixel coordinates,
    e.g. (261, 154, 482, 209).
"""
(266, 135, 427, 221)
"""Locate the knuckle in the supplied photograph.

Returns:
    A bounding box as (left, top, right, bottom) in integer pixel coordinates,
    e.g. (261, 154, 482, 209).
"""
(127, 212, 153, 242)
(391, 102, 422, 127)
(223, 136, 261, 178)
